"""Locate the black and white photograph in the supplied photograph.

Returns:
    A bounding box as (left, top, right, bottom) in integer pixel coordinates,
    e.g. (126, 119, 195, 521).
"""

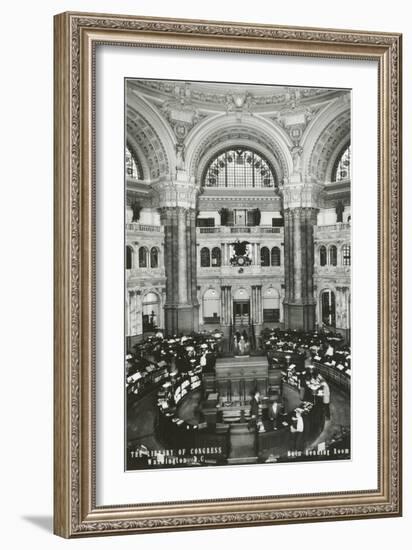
(125, 79, 351, 470)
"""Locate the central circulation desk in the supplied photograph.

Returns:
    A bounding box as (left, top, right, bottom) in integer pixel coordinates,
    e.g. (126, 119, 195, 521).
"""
(204, 356, 281, 403)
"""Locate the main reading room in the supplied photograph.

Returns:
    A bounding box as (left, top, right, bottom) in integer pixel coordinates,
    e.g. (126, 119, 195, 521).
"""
(125, 79, 351, 469)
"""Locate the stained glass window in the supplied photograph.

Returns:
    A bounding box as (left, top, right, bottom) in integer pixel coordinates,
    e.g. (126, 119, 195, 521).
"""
(204, 148, 276, 188)
(125, 147, 144, 180)
(334, 145, 351, 182)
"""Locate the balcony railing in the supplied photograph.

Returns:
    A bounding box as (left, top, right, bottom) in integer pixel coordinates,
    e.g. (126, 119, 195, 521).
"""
(198, 227, 220, 233)
(314, 222, 350, 234)
(126, 223, 162, 232)
(197, 225, 282, 235)
(230, 226, 251, 233)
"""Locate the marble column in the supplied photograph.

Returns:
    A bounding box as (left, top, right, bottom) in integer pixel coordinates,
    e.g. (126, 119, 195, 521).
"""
(282, 180, 322, 331)
(221, 286, 226, 325)
(257, 285, 262, 325)
(161, 207, 177, 332)
(178, 207, 188, 304)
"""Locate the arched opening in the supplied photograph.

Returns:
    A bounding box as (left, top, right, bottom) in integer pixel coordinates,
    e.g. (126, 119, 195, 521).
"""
(271, 246, 281, 267)
(333, 144, 351, 182)
(139, 247, 148, 268)
(211, 247, 221, 267)
(261, 247, 270, 267)
(142, 292, 160, 333)
(319, 245, 327, 267)
(200, 247, 210, 267)
(329, 245, 337, 266)
(263, 288, 280, 323)
(125, 146, 144, 180)
(126, 246, 133, 270)
(321, 289, 336, 328)
(150, 247, 159, 268)
(203, 147, 277, 188)
(342, 244, 351, 266)
(202, 289, 220, 324)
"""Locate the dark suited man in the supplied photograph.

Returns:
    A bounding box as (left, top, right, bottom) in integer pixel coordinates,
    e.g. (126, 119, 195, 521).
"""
(248, 390, 261, 432)
(269, 396, 284, 430)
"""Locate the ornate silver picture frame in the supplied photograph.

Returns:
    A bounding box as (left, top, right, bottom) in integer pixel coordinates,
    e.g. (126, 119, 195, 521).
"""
(54, 12, 402, 537)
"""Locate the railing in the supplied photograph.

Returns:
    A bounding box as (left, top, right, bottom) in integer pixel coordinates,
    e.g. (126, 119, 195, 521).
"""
(196, 225, 282, 235)
(198, 227, 220, 233)
(260, 227, 281, 233)
(230, 226, 251, 233)
(126, 223, 162, 232)
(314, 222, 350, 233)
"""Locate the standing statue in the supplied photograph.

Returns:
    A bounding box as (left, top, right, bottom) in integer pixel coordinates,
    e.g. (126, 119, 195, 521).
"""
(291, 146, 303, 174)
(335, 200, 345, 223)
(175, 143, 185, 171)
(130, 201, 141, 222)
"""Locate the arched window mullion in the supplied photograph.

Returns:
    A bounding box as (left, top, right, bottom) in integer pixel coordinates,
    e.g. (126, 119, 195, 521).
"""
(204, 148, 276, 189)
(333, 144, 351, 182)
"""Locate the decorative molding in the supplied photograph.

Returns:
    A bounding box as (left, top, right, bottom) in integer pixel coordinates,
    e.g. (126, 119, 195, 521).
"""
(283, 181, 324, 209)
(153, 180, 199, 209)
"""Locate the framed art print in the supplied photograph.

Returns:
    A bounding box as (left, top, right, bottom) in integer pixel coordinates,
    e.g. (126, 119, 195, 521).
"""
(54, 12, 402, 537)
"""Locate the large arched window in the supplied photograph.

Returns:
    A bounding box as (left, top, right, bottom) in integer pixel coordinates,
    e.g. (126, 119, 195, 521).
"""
(200, 247, 211, 267)
(271, 246, 281, 267)
(125, 146, 144, 180)
(204, 148, 277, 188)
(126, 246, 133, 270)
(261, 247, 270, 267)
(329, 245, 337, 266)
(211, 247, 221, 267)
(150, 247, 158, 268)
(333, 144, 351, 182)
(139, 247, 148, 268)
(342, 244, 351, 266)
(319, 246, 327, 267)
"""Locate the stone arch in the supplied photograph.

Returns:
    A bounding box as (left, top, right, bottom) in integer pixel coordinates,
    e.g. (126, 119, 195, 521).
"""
(329, 139, 351, 182)
(126, 92, 176, 180)
(233, 287, 250, 300)
(126, 136, 151, 181)
(302, 98, 350, 183)
(185, 113, 293, 185)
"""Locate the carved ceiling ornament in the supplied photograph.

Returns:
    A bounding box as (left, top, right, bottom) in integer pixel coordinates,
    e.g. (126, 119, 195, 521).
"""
(131, 79, 341, 111)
